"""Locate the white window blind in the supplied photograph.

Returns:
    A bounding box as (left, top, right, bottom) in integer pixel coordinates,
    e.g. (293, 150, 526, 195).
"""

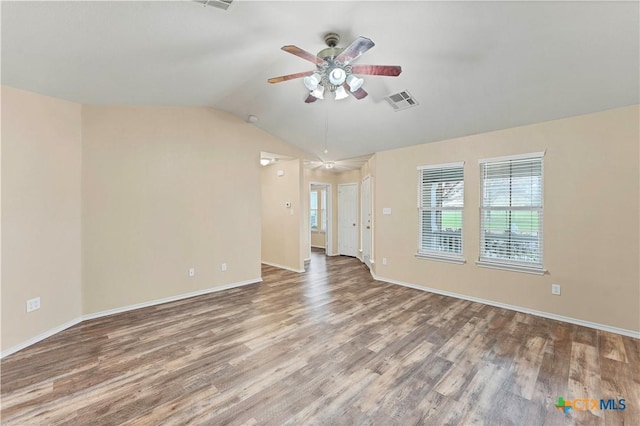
(310, 189, 327, 231)
(310, 191, 318, 229)
(321, 189, 327, 231)
(417, 163, 464, 261)
(479, 154, 544, 271)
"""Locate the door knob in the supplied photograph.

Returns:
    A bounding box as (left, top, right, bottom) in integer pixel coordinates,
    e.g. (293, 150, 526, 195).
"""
(366, 226, 370, 229)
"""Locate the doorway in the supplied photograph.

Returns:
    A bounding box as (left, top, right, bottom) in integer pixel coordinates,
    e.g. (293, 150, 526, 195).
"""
(338, 183, 358, 257)
(309, 183, 332, 256)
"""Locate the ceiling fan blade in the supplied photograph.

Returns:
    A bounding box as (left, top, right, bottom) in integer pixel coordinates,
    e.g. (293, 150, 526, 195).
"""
(267, 70, 314, 84)
(335, 36, 375, 65)
(282, 45, 325, 65)
(343, 83, 368, 100)
(350, 65, 402, 77)
(304, 94, 318, 103)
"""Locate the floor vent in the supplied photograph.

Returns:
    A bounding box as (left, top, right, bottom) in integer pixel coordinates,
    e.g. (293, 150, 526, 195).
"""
(385, 90, 419, 111)
(192, 0, 234, 11)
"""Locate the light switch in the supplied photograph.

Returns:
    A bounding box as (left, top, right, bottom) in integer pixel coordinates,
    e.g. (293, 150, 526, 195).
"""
(383, 208, 392, 215)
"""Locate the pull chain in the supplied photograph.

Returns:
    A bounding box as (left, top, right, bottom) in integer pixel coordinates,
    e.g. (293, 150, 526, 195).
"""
(323, 103, 329, 154)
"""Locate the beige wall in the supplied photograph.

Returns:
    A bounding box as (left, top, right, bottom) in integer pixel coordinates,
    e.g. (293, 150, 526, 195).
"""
(2, 95, 309, 352)
(310, 231, 325, 248)
(82, 106, 307, 314)
(1, 87, 82, 351)
(261, 159, 304, 271)
(373, 106, 639, 332)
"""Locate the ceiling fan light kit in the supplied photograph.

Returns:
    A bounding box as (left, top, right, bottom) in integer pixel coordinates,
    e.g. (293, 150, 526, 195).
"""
(346, 74, 364, 92)
(268, 33, 402, 103)
(328, 68, 347, 86)
(334, 85, 349, 100)
(303, 73, 322, 91)
(310, 85, 325, 100)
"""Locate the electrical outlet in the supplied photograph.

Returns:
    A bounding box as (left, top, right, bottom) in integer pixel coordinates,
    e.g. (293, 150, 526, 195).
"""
(551, 284, 561, 296)
(382, 258, 387, 265)
(221, 263, 227, 271)
(188, 267, 195, 277)
(26, 297, 41, 313)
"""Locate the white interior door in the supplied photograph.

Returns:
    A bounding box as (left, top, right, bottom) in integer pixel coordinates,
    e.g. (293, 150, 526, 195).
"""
(338, 183, 358, 257)
(362, 176, 372, 268)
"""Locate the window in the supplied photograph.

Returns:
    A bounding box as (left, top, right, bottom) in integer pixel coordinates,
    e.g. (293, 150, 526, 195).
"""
(310, 189, 327, 231)
(478, 153, 544, 274)
(417, 162, 464, 263)
(310, 191, 318, 229)
(321, 189, 327, 231)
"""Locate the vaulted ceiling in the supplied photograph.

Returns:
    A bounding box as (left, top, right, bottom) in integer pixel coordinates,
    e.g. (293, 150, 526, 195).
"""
(2, 1, 638, 162)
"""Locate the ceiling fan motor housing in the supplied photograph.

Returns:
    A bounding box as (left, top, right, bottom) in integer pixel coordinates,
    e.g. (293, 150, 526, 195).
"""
(318, 32, 344, 60)
(323, 32, 340, 47)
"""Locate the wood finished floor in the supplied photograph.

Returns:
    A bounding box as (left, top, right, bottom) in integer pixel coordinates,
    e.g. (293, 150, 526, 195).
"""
(1, 251, 639, 425)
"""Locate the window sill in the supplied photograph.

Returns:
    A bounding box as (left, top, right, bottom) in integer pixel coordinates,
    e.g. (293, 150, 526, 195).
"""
(415, 253, 466, 265)
(476, 260, 546, 275)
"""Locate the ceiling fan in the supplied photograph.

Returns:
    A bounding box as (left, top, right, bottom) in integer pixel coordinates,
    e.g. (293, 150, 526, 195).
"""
(268, 33, 402, 103)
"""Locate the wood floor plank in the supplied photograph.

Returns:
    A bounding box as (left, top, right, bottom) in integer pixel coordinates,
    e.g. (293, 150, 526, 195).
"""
(568, 341, 604, 424)
(1, 249, 638, 425)
(600, 333, 629, 363)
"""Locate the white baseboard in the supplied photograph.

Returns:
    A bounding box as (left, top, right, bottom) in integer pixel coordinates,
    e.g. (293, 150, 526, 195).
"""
(1, 317, 82, 359)
(371, 272, 640, 339)
(82, 278, 262, 322)
(310, 245, 325, 249)
(261, 261, 305, 273)
(1, 278, 262, 360)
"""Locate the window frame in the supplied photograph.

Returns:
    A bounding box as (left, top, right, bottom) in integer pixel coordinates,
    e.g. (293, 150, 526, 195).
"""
(476, 152, 546, 275)
(416, 161, 466, 264)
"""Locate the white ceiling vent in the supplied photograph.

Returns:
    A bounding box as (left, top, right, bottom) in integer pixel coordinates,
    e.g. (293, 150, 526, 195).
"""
(385, 90, 419, 111)
(192, 0, 235, 11)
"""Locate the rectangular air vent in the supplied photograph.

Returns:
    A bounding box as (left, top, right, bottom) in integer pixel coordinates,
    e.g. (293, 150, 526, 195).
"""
(192, 0, 234, 11)
(385, 90, 419, 111)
